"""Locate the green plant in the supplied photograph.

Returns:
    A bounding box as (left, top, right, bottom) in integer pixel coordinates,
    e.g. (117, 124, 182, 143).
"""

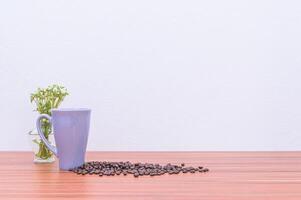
(30, 84, 69, 159)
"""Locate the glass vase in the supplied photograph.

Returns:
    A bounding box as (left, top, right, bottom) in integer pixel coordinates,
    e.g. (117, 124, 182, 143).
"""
(28, 129, 55, 163)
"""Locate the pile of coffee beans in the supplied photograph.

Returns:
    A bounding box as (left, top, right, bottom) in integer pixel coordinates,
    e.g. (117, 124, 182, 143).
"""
(70, 161, 209, 177)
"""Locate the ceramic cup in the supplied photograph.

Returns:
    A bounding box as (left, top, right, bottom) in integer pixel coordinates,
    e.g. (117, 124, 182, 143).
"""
(36, 108, 91, 170)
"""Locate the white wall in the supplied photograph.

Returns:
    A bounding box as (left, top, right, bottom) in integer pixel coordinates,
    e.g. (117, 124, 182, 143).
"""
(1, 0, 301, 151)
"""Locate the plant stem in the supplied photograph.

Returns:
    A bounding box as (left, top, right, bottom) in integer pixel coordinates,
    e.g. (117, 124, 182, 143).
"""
(35, 120, 52, 159)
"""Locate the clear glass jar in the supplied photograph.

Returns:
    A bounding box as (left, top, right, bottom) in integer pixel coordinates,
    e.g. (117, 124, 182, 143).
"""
(28, 129, 55, 163)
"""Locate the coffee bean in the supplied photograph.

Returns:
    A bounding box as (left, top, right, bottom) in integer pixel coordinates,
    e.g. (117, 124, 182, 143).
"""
(70, 161, 209, 178)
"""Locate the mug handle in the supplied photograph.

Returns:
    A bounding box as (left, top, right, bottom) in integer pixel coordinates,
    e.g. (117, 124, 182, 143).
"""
(36, 114, 57, 156)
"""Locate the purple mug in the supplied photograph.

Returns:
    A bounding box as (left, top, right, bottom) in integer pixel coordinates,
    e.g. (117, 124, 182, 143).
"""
(36, 108, 91, 170)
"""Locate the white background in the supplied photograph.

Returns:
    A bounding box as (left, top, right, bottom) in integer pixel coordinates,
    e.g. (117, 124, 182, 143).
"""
(1, 0, 301, 151)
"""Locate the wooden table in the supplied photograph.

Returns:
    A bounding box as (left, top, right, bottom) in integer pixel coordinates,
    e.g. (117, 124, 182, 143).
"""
(0, 152, 301, 200)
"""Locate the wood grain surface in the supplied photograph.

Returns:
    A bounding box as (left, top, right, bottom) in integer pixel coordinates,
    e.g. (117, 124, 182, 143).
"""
(0, 152, 300, 200)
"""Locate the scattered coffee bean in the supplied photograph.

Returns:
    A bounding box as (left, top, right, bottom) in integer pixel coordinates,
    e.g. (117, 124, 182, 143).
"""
(70, 161, 209, 178)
